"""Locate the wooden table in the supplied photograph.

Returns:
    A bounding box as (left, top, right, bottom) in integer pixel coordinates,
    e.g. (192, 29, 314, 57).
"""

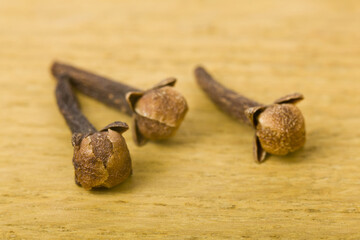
(1, 0, 359, 239)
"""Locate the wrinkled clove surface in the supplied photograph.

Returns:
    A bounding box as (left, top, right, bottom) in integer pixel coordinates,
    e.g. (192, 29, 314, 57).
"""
(52, 62, 188, 146)
(195, 66, 306, 163)
(55, 75, 132, 190)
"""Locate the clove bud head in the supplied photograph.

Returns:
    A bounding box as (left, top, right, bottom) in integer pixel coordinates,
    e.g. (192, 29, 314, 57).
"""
(72, 123, 132, 190)
(256, 104, 305, 155)
(246, 93, 306, 162)
(127, 78, 188, 145)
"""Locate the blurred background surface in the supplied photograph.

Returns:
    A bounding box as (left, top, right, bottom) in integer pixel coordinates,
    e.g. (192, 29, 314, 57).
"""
(0, 0, 359, 239)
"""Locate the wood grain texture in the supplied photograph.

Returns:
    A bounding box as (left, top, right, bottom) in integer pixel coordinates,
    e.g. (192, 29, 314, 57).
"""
(1, 0, 360, 239)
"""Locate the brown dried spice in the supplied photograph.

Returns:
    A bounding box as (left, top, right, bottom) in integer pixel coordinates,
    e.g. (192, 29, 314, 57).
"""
(55, 75, 132, 190)
(195, 66, 306, 163)
(52, 62, 188, 146)
(126, 79, 188, 144)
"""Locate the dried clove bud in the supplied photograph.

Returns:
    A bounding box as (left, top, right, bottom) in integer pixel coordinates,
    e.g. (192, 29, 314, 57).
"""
(55, 75, 132, 190)
(195, 66, 306, 163)
(126, 78, 188, 145)
(51, 62, 188, 146)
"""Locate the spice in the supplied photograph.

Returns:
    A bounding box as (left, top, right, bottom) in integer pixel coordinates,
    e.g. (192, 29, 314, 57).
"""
(55, 75, 132, 190)
(194, 66, 306, 163)
(52, 62, 188, 146)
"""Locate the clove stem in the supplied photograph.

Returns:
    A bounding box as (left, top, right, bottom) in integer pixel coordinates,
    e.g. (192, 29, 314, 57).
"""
(194, 66, 261, 125)
(55, 75, 97, 135)
(52, 61, 140, 115)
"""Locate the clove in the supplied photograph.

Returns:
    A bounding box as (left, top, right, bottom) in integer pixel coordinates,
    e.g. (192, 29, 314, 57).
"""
(55, 75, 132, 190)
(194, 66, 306, 163)
(52, 62, 188, 146)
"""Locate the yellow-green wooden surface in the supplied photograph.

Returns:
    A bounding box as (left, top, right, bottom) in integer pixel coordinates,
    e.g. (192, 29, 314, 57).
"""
(1, 0, 360, 239)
